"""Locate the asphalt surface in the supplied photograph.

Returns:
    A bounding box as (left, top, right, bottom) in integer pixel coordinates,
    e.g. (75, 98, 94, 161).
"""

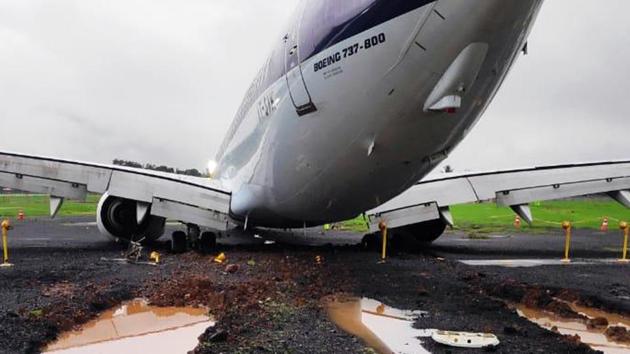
(0, 217, 628, 353)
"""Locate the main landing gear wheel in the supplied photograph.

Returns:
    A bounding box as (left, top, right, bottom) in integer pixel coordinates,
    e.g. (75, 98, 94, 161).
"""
(198, 232, 217, 254)
(171, 231, 187, 254)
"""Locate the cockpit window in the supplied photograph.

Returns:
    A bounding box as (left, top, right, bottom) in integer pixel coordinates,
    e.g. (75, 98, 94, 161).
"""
(298, 0, 376, 60)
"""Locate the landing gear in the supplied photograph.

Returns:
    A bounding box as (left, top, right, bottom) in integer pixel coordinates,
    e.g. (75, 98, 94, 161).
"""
(171, 231, 187, 253)
(170, 225, 217, 254)
(198, 232, 217, 254)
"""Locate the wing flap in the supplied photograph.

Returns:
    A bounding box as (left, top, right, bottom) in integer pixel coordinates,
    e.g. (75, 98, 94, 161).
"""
(0, 171, 89, 200)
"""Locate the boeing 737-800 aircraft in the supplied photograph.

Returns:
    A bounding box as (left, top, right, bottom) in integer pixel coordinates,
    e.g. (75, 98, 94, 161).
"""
(4, 0, 630, 251)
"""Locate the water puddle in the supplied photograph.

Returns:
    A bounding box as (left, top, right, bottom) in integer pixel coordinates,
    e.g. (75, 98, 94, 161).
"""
(324, 295, 431, 354)
(44, 299, 214, 354)
(515, 303, 630, 354)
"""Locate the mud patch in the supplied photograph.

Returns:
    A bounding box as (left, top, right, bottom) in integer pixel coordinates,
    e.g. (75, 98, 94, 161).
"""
(44, 299, 213, 353)
(515, 303, 630, 354)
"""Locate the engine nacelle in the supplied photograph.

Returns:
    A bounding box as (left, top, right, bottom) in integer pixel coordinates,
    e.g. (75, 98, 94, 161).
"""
(362, 219, 447, 253)
(96, 192, 166, 243)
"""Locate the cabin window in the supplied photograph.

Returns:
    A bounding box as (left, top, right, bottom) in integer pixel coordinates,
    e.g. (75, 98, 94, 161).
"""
(298, 0, 375, 60)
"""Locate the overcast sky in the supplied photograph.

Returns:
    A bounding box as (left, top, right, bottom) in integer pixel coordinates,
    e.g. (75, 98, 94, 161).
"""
(1, 1, 629, 173)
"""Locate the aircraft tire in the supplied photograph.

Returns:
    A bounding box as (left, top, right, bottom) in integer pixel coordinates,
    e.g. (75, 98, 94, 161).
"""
(171, 231, 187, 254)
(198, 232, 217, 254)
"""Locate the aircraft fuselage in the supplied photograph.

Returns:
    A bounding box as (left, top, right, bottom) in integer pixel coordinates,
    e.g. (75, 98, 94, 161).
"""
(215, 0, 544, 228)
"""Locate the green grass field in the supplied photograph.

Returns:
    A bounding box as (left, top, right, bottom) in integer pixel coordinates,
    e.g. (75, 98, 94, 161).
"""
(450, 199, 629, 234)
(1, 194, 627, 234)
(0, 194, 100, 218)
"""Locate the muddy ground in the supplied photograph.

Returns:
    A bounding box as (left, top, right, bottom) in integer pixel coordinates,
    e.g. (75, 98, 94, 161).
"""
(0, 217, 628, 353)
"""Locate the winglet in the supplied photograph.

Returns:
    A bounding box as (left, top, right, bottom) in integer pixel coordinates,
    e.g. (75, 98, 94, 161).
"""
(50, 196, 64, 218)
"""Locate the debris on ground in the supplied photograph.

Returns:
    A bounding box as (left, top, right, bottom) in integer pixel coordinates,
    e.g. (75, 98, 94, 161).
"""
(225, 264, 239, 274)
(214, 252, 226, 264)
(149, 251, 161, 264)
(431, 330, 500, 348)
(200, 326, 228, 343)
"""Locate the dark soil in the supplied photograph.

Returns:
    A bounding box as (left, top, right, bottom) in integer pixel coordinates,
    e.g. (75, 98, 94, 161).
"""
(1, 218, 628, 353)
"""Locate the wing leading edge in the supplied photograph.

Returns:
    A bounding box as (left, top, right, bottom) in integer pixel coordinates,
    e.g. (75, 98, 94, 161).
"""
(0, 151, 232, 230)
(366, 161, 630, 232)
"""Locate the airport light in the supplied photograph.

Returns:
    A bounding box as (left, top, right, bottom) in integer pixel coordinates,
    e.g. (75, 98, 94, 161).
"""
(207, 160, 218, 178)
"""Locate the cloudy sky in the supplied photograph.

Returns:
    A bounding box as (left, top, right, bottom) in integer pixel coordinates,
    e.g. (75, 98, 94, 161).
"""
(1, 0, 629, 173)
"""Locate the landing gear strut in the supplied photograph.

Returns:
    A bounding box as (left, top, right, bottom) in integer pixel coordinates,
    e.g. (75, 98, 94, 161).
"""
(199, 232, 217, 254)
(170, 231, 187, 253)
(170, 224, 217, 254)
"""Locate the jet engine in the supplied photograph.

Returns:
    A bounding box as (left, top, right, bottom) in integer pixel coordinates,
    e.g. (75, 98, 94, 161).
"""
(390, 219, 447, 248)
(96, 192, 166, 242)
(362, 219, 447, 252)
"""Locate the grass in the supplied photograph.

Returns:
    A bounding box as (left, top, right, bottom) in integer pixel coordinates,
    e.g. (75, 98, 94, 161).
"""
(1, 194, 627, 234)
(0, 194, 100, 219)
(451, 198, 629, 233)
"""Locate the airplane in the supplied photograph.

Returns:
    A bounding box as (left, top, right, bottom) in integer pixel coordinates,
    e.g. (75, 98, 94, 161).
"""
(3, 0, 630, 253)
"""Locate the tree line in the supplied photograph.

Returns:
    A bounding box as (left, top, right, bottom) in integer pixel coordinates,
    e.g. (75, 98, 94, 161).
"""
(113, 159, 206, 177)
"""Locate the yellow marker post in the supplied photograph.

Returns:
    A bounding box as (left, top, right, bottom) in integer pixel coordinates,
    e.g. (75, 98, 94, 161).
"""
(561, 221, 572, 264)
(619, 221, 629, 264)
(1, 219, 13, 268)
(379, 222, 388, 263)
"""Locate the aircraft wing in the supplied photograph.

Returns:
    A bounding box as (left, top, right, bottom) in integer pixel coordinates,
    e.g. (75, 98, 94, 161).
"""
(0, 151, 232, 230)
(366, 161, 630, 232)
